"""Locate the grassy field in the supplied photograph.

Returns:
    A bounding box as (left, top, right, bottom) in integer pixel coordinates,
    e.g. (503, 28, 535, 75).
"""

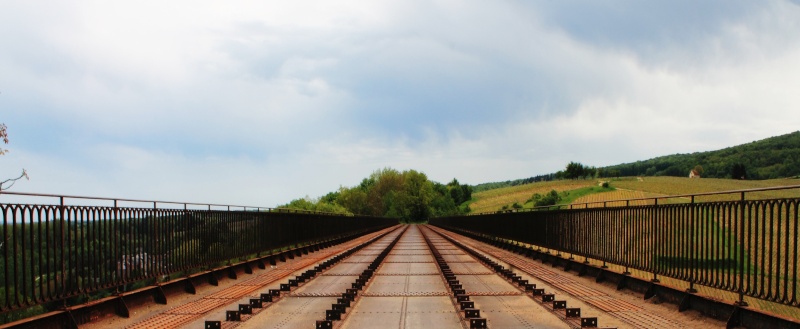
(468, 180, 595, 213)
(610, 176, 800, 201)
(469, 176, 800, 213)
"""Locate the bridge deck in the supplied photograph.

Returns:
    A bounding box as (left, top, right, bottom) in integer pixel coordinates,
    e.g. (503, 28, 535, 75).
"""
(86, 225, 725, 329)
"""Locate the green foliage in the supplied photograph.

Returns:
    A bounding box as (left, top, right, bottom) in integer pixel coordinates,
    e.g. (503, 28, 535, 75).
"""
(472, 173, 557, 192)
(601, 131, 800, 179)
(530, 190, 561, 207)
(277, 196, 352, 215)
(731, 163, 747, 180)
(559, 162, 596, 180)
(475, 131, 800, 195)
(279, 168, 472, 222)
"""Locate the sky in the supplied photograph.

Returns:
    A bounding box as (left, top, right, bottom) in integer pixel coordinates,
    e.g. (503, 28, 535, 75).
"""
(2, 1, 800, 207)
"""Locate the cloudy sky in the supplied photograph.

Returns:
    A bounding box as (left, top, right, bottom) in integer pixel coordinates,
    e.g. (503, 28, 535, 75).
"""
(2, 1, 800, 207)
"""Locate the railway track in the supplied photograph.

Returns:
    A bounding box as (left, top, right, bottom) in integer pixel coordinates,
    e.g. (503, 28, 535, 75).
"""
(107, 225, 723, 329)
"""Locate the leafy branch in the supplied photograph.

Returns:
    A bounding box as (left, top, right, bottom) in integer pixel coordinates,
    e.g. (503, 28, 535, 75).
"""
(0, 169, 29, 191)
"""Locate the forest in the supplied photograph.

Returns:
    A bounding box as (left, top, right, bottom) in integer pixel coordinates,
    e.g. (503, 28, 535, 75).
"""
(600, 130, 800, 179)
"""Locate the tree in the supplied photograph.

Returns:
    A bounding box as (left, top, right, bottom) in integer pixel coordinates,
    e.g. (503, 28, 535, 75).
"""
(0, 123, 28, 191)
(693, 165, 704, 176)
(731, 163, 747, 180)
(564, 162, 585, 180)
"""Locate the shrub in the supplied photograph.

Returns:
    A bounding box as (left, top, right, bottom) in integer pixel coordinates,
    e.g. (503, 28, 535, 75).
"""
(533, 190, 561, 207)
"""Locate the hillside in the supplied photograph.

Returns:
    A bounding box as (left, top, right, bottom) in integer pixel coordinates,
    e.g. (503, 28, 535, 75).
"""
(473, 131, 800, 193)
(602, 131, 800, 179)
(469, 180, 595, 213)
(470, 176, 800, 213)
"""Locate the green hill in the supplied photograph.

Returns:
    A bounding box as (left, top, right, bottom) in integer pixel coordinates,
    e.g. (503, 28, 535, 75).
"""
(473, 131, 799, 192)
(602, 131, 800, 179)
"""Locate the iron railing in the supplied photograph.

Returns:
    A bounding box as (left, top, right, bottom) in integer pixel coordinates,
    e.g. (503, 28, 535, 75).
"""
(431, 185, 800, 307)
(0, 192, 395, 314)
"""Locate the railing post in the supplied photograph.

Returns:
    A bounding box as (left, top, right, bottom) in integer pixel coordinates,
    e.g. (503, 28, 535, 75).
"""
(736, 191, 748, 306)
(59, 196, 66, 300)
(687, 196, 697, 293)
(652, 198, 659, 283)
(114, 199, 120, 293)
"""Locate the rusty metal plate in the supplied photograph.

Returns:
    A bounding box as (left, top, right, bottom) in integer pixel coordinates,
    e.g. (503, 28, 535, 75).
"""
(235, 297, 338, 329)
(436, 250, 466, 255)
(458, 274, 519, 294)
(321, 262, 369, 275)
(445, 262, 493, 275)
(442, 254, 477, 262)
(389, 251, 433, 255)
(470, 295, 571, 329)
(365, 275, 448, 295)
(378, 262, 439, 274)
(344, 255, 379, 263)
(340, 296, 463, 329)
(385, 254, 436, 263)
(292, 275, 359, 295)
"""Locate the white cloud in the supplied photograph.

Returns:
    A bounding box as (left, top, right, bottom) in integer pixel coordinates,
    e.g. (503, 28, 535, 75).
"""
(2, 1, 800, 207)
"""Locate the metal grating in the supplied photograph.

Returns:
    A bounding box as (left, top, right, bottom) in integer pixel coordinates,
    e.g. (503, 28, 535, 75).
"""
(585, 298, 642, 312)
(466, 291, 523, 296)
(612, 310, 685, 329)
(126, 314, 198, 329)
(549, 282, 607, 297)
(167, 298, 231, 315)
(361, 291, 451, 297)
(206, 285, 260, 299)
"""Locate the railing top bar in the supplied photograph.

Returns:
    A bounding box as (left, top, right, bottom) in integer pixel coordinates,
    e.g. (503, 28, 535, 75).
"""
(575, 183, 800, 207)
(0, 190, 268, 210)
(0, 191, 359, 216)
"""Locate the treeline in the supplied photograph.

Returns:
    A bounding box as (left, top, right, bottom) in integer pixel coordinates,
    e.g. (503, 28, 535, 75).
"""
(601, 131, 800, 179)
(472, 173, 557, 192)
(279, 168, 473, 222)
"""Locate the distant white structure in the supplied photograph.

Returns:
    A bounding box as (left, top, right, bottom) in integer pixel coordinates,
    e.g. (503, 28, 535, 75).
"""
(689, 169, 701, 178)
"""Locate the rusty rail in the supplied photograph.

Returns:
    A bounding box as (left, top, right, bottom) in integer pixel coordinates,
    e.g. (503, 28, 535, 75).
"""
(0, 192, 395, 317)
(432, 185, 800, 308)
